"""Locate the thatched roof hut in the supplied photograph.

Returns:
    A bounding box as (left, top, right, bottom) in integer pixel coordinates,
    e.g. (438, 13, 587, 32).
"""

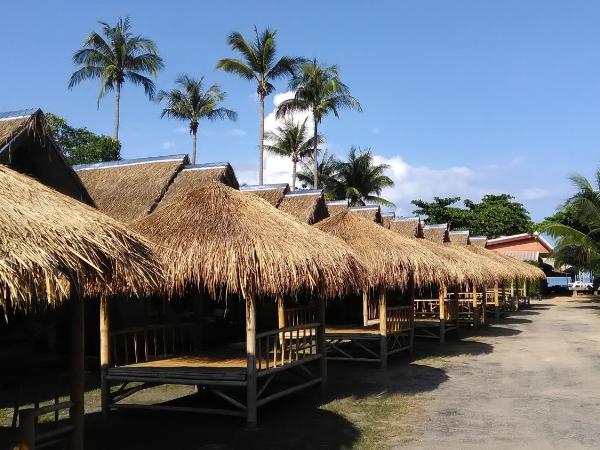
(75, 154, 188, 223)
(132, 183, 364, 299)
(449, 230, 470, 245)
(314, 211, 455, 290)
(423, 223, 450, 243)
(381, 212, 395, 229)
(156, 162, 239, 210)
(0, 108, 92, 204)
(467, 245, 545, 281)
(390, 217, 424, 238)
(470, 236, 487, 247)
(326, 200, 349, 216)
(349, 205, 382, 224)
(0, 165, 161, 308)
(277, 189, 329, 224)
(240, 183, 289, 207)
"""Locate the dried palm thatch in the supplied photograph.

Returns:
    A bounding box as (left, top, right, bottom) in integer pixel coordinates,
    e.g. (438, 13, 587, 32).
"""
(132, 183, 364, 300)
(240, 183, 289, 207)
(326, 200, 348, 216)
(449, 230, 470, 245)
(349, 205, 382, 224)
(157, 163, 239, 211)
(278, 190, 329, 224)
(0, 166, 162, 311)
(381, 212, 395, 229)
(390, 217, 423, 238)
(75, 155, 187, 223)
(478, 248, 545, 281)
(0, 109, 93, 204)
(314, 211, 456, 290)
(423, 224, 450, 243)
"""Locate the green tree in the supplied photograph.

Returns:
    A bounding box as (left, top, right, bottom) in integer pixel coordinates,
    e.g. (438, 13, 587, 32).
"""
(465, 194, 534, 238)
(157, 75, 237, 165)
(411, 194, 533, 238)
(68, 16, 163, 139)
(298, 150, 340, 197)
(541, 172, 600, 276)
(46, 113, 121, 165)
(263, 118, 322, 190)
(334, 147, 394, 206)
(411, 197, 472, 228)
(276, 59, 362, 188)
(217, 27, 302, 185)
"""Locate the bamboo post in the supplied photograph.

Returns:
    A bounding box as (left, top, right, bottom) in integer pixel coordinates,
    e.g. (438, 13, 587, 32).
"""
(523, 280, 528, 305)
(501, 286, 506, 314)
(317, 296, 328, 394)
(379, 288, 388, 368)
(493, 283, 500, 320)
(472, 285, 479, 328)
(70, 282, 84, 450)
(408, 275, 415, 354)
(453, 288, 460, 332)
(100, 295, 110, 416)
(277, 296, 285, 346)
(245, 295, 257, 430)
(439, 285, 447, 343)
(362, 291, 369, 326)
(18, 409, 35, 450)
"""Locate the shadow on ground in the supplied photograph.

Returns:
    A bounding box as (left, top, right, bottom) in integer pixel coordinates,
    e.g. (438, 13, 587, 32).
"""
(466, 326, 522, 338)
(495, 317, 532, 325)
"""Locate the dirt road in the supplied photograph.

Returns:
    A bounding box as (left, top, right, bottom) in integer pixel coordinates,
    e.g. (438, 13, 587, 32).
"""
(405, 297, 600, 449)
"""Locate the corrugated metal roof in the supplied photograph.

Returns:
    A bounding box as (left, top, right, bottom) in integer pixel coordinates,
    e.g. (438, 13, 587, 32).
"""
(240, 183, 289, 191)
(326, 200, 348, 206)
(0, 108, 38, 121)
(496, 250, 540, 261)
(185, 161, 230, 170)
(349, 205, 380, 211)
(394, 216, 420, 222)
(74, 154, 188, 171)
(285, 189, 322, 197)
(424, 223, 448, 229)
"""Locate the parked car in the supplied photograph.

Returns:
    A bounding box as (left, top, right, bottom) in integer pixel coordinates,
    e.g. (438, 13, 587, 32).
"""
(568, 281, 593, 291)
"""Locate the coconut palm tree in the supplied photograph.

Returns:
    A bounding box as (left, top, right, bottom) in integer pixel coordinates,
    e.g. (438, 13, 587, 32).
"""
(263, 118, 322, 190)
(542, 171, 600, 277)
(335, 147, 395, 207)
(276, 59, 362, 188)
(68, 16, 163, 140)
(157, 75, 237, 164)
(298, 150, 341, 197)
(217, 27, 303, 185)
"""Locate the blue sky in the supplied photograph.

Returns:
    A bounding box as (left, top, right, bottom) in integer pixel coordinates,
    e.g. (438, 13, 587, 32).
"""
(2, 0, 599, 221)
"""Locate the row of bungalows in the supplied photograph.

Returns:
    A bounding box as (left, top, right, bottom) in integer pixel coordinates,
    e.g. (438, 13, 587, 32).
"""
(1, 108, 546, 446)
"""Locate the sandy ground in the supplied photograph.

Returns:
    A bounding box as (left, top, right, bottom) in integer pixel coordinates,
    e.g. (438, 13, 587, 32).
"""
(404, 296, 600, 450)
(3, 295, 599, 449)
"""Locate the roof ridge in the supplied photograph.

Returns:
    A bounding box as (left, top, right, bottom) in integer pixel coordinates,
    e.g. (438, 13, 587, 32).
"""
(74, 154, 188, 171)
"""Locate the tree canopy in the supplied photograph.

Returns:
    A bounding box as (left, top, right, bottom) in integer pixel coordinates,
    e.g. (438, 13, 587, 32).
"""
(411, 194, 533, 238)
(46, 113, 121, 165)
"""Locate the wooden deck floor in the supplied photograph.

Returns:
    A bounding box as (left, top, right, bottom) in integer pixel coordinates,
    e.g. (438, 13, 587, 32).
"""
(326, 324, 380, 337)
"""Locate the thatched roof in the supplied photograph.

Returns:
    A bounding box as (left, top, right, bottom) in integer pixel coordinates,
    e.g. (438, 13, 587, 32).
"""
(132, 183, 364, 299)
(240, 183, 289, 207)
(314, 211, 455, 290)
(75, 154, 188, 223)
(326, 200, 348, 216)
(423, 224, 450, 243)
(157, 162, 239, 210)
(449, 230, 470, 245)
(0, 109, 93, 204)
(390, 217, 423, 238)
(381, 212, 395, 229)
(470, 236, 487, 247)
(0, 166, 161, 310)
(466, 245, 545, 281)
(277, 189, 329, 224)
(349, 205, 382, 224)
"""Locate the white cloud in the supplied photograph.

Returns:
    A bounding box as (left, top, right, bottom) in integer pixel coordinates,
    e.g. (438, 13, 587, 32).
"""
(162, 141, 176, 150)
(372, 127, 380, 135)
(229, 128, 247, 137)
(517, 187, 552, 201)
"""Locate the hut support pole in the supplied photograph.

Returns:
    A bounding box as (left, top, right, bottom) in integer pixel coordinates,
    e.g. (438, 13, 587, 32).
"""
(493, 284, 500, 321)
(439, 285, 446, 344)
(317, 296, 328, 394)
(379, 289, 388, 368)
(362, 292, 369, 327)
(472, 285, 479, 328)
(408, 275, 415, 354)
(100, 296, 110, 417)
(245, 296, 257, 430)
(277, 296, 285, 346)
(453, 288, 460, 332)
(501, 286, 506, 313)
(70, 283, 84, 450)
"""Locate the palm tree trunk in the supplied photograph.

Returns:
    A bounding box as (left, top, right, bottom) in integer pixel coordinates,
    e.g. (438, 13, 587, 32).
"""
(292, 160, 297, 191)
(191, 128, 197, 165)
(259, 94, 265, 185)
(313, 118, 318, 189)
(114, 82, 121, 140)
